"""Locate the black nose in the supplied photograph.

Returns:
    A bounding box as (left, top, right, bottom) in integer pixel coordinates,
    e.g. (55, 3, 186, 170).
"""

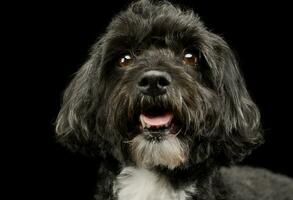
(137, 70, 171, 96)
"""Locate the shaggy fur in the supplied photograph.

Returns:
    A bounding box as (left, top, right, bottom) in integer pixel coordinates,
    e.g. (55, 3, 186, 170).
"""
(56, 0, 293, 199)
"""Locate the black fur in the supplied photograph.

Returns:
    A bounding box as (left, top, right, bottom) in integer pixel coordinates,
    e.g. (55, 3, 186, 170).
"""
(56, 1, 293, 199)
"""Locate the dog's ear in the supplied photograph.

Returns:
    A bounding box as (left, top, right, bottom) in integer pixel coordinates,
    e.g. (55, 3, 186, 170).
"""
(201, 32, 264, 164)
(55, 57, 101, 152)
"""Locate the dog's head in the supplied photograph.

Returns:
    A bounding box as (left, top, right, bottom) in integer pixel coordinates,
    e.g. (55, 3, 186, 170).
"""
(56, 0, 263, 170)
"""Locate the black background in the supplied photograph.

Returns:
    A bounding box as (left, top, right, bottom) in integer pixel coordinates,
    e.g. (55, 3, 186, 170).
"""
(9, 0, 292, 199)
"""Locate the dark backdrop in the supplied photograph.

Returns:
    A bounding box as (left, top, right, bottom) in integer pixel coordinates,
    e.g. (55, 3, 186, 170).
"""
(12, 0, 292, 199)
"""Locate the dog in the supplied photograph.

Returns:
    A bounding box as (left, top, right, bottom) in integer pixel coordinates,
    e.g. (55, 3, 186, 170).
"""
(55, 0, 293, 199)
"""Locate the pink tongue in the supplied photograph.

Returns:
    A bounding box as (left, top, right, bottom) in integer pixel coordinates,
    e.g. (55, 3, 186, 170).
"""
(141, 112, 173, 126)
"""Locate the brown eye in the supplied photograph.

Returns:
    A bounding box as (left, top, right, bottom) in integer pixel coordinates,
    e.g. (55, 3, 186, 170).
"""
(119, 54, 133, 68)
(182, 51, 198, 66)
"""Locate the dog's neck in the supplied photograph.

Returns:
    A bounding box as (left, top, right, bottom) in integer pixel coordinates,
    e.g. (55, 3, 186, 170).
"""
(113, 166, 197, 200)
(154, 162, 217, 189)
(111, 165, 224, 200)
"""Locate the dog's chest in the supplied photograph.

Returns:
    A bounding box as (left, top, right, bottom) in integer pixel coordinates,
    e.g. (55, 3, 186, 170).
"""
(113, 167, 195, 200)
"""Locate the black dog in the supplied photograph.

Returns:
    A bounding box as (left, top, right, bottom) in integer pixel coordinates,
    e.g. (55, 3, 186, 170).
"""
(56, 0, 293, 199)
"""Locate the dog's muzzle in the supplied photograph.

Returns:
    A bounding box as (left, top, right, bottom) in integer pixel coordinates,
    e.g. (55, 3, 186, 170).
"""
(134, 70, 179, 141)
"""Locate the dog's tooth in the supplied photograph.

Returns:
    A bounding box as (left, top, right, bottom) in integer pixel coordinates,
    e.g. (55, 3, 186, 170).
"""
(140, 115, 146, 128)
(146, 123, 151, 129)
(142, 121, 146, 128)
(140, 115, 153, 129)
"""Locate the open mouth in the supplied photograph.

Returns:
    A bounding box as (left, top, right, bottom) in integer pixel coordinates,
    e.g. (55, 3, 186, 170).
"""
(138, 106, 178, 141)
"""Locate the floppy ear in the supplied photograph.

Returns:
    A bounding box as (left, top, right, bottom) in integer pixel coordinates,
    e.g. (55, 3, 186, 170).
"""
(55, 57, 102, 153)
(201, 32, 264, 164)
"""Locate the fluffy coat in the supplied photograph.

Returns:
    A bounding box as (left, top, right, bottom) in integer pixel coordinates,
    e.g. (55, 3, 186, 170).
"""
(55, 1, 293, 199)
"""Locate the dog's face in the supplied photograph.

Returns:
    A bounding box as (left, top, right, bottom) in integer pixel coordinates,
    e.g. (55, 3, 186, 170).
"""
(56, 0, 263, 170)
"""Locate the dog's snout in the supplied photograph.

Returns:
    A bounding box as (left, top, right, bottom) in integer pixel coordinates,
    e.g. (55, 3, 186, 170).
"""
(137, 70, 171, 96)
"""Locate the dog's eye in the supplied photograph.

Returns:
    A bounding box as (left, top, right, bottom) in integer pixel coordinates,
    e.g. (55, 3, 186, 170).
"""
(119, 54, 133, 68)
(182, 51, 198, 66)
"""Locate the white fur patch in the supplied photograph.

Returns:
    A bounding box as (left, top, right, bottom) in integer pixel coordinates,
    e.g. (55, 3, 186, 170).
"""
(113, 167, 196, 200)
(130, 134, 189, 169)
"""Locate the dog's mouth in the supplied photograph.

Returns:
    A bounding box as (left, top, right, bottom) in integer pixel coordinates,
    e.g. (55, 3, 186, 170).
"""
(140, 111, 172, 129)
(137, 106, 179, 141)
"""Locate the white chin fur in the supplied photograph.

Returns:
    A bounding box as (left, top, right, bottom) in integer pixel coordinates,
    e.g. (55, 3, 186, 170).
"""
(129, 134, 189, 169)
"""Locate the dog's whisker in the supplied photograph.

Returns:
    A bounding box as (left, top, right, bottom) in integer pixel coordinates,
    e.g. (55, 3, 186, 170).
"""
(173, 128, 182, 137)
(123, 140, 133, 144)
